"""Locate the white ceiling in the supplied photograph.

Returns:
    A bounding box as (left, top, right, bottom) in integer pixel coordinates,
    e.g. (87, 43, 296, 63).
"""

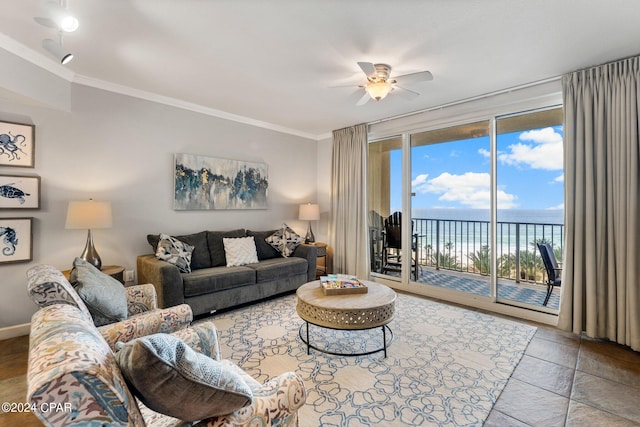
(1, 0, 640, 139)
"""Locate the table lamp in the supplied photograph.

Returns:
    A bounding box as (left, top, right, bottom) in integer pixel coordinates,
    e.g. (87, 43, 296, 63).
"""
(298, 203, 320, 244)
(65, 199, 112, 270)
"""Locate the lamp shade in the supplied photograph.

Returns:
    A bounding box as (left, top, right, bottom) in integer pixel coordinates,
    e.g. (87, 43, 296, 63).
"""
(65, 200, 112, 230)
(298, 203, 320, 221)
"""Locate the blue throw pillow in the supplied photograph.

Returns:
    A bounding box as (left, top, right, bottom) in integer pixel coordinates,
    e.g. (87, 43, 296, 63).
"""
(69, 257, 127, 326)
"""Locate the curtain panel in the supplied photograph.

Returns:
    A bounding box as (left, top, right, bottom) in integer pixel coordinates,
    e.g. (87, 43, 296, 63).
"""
(330, 124, 370, 279)
(560, 56, 640, 351)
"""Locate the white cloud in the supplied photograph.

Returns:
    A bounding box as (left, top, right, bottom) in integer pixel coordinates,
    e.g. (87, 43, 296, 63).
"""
(554, 174, 564, 183)
(411, 173, 430, 192)
(498, 127, 563, 170)
(478, 148, 490, 158)
(547, 203, 564, 210)
(412, 171, 518, 209)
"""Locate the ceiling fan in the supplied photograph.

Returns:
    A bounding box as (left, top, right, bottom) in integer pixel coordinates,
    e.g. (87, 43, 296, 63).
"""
(350, 62, 433, 106)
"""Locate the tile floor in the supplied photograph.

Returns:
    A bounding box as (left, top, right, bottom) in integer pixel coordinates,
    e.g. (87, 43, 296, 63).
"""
(486, 325, 640, 426)
(1, 309, 639, 426)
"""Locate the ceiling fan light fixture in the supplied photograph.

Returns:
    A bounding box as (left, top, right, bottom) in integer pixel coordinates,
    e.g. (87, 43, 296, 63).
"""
(366, 80, 392, 101)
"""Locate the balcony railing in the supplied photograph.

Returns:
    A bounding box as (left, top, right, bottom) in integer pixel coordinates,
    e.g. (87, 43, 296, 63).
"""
(372, 217, 564, 284)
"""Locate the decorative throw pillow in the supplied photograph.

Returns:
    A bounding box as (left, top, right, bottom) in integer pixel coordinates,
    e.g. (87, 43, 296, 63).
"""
(115, 334, 253, 421)
(246, 229, 281, 260)
(69, 257, 128, 327)
(155, 233, 194, 273)
(266, 223, 304, 257)
(222, 236, 259, 267)
(147, 231, 212, 270)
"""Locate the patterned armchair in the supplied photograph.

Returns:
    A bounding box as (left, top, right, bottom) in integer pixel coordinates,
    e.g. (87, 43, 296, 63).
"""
(26, 264, 193, 350)
(27, 303, 306, 426)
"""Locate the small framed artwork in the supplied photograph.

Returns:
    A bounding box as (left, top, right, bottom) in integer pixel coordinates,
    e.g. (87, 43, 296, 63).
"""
(0, 120, 35, 168)
(0, 217, 33, 264)
(0, 175, 40, 209)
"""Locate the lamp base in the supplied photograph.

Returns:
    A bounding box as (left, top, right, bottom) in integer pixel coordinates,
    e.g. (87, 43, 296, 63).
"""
(79, 229, 102, 270)
(305, 222, 315, 244)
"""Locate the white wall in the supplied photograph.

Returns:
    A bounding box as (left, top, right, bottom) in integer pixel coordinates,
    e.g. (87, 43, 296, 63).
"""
(0, 80, 318, 330)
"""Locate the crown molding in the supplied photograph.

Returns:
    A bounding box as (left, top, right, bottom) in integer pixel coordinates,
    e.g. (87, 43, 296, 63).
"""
(72, 75, 320, 141)
(0, 33, 75, 82)
(0, 33, 322, 141)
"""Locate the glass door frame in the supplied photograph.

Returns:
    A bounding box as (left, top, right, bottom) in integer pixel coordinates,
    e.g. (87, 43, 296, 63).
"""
(368, 104, 563, 325)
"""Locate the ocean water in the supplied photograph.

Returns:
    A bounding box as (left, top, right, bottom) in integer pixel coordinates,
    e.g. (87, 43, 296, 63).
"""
(404, 208, 564, 259)
(412, 208, 563, 225)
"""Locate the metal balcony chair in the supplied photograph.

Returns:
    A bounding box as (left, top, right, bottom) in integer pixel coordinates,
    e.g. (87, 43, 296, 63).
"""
(382, 211, 419, 280)
(537, 242, 562, 306)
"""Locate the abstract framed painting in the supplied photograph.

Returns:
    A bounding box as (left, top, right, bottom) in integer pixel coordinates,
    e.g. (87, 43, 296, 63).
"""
(0, 217, 32, 264)
(174, 153, 268, 210)
(0, 175, 40, 209)
(0, 120, 35, 168)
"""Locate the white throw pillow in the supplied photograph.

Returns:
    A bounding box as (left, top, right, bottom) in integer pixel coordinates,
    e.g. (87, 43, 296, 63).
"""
(223, 236, 259, 267)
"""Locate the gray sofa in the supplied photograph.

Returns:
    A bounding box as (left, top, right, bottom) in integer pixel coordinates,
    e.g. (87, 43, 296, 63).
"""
(137, 229, 317, 316)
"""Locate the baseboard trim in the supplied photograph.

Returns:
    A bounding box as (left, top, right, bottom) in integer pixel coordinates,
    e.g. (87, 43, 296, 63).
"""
(0, 323, 30, 340)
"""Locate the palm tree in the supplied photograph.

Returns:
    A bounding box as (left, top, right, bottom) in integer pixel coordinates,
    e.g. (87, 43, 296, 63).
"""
(498, 253, 517, 279)
(432, 241, 460, 270)
(468, 245, 490, 275)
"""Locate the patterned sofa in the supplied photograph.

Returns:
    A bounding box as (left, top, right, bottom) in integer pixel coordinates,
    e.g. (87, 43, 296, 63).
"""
(26, 265, 307, 426)
(26, 264, 193, 350)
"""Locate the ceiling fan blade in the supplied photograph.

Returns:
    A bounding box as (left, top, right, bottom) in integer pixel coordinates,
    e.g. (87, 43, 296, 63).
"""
(394, 85, 420, 99)
(393, 70, 434, 85)
(356, 92, 371, 106)
(357, 62, 376, 77)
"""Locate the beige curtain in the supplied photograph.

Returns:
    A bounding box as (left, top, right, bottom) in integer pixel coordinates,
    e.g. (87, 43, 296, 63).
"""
(560, 56, 640, 351)
(330, 124, 370, 278)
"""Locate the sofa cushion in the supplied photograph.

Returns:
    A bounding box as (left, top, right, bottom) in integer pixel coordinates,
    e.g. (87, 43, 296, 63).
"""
(207, 229, 246, 267)
(223, 236, 259, 267)
(182, 266, 256, 297)
(70, 257, 128, 327)
(266, 224, 304, 257)
(245, 257, 308, 284)
(246, 229, 282, 260)
(148, 231, 211, 270)
(155, 234, 194, 273)
(115, 334, 252, 421)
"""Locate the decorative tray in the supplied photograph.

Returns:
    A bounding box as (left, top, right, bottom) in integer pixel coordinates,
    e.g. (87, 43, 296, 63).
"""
(320, 275, 368, 295)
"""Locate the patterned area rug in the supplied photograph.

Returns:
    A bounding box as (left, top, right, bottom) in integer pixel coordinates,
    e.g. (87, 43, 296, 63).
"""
(208, 291, 536, 427)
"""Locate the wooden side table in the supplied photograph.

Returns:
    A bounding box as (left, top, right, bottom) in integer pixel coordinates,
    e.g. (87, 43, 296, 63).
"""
(313, 242, 328, 278)
(62, 265, 125, 285)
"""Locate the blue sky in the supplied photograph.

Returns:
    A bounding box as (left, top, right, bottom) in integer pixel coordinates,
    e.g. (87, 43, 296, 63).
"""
(390, 126, 564, 211)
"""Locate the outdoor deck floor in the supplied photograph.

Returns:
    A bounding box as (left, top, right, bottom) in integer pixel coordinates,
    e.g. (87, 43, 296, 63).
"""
(410, 266, 561, 310)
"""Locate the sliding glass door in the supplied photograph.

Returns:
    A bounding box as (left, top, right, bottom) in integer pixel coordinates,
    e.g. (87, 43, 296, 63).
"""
(368, 136, 405, 279)
(495, 108, 564, 309)
(409, 121, 492, 296)
(367, 106, 564, 313)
